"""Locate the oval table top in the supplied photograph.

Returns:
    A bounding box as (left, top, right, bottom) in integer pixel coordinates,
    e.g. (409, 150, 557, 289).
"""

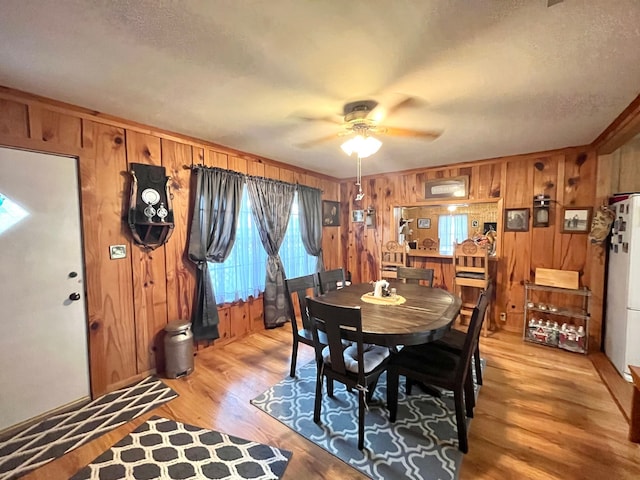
(317, 282, 462, 347)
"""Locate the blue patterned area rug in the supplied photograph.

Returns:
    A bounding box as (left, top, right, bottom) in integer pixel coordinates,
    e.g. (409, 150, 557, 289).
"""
(71, 416, 292, 480)
(0, 376, 178, 480)
(251, 361, 483, 480)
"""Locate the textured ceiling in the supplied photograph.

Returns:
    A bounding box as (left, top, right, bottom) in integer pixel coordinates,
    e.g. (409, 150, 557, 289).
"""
(1, 0, 639, 179)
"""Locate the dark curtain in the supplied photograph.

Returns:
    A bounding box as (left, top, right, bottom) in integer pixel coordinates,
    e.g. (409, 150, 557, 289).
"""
(247, 176, 295, 328)
(297, 184, 324, 272)
(188, 167, 244, 340)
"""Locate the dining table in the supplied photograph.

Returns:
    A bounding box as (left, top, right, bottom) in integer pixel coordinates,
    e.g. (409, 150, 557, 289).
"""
(317, 282, 462, 348)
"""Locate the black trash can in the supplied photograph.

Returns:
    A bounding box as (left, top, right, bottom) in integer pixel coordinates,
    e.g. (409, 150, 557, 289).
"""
(164, 320, 194, 378)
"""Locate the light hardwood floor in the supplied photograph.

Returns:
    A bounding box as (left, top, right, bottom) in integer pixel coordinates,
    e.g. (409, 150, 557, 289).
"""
(24, 327, 640, 479)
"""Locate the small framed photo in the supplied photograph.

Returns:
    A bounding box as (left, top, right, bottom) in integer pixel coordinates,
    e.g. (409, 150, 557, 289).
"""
(352, 209, 364, 222)
(417, 218, 431, 229)
(322, 200, 340, 226)
(562, 207, 592, 233)
(504, 208, 530, 232)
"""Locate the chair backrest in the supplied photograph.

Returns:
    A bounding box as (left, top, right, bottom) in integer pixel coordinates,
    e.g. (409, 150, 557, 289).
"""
(306, 296, 364, 379)
(456, 285, 492, 383)
(318, 268, 346, 294)
(396, 266, 434, 287)
(284, 274, 320, 332)
(453, 239, 489, 282)
(420, 237, 439, 252)
(381, 241, 406, 279)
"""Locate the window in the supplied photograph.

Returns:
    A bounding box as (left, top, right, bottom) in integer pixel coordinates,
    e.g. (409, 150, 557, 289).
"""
(0, 193, 29, 236)
(208, 189, 316, 304)
(438, 214, 468, 255)
(280, 192, 316, 278)
(209, 187, 267, 304)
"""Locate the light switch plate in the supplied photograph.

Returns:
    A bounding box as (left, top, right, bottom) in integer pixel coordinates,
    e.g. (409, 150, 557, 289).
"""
(109, 245, 127, 259)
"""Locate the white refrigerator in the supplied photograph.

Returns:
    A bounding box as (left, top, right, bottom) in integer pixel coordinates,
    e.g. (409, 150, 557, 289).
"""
(605, 193, 640, 382)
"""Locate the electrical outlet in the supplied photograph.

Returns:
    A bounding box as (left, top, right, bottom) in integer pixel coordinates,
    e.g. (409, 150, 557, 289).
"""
(500, 312, 507, 322)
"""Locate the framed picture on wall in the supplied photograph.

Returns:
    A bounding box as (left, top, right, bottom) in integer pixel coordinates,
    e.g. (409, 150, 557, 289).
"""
(561, 207, 592, 233)
(417, 218, 431, 229)
(352, 210, 364, 222)
(504, 208, 529, 232)
(424, 176, 469, 200)
(322, 200, 340, 226)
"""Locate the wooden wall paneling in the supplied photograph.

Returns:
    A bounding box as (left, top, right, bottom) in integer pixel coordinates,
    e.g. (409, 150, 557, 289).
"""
(617, 136, 640, 193)
(279, 167, 294, 184)
(530, 155, 559, 273)
(304, 174, 321, 189)
(248, 296, 265, 332)
(230, 301, 251, 340)
(208, 150, 228, 168)
(216, 306, 232, 345)
(81, 121, 137, 396)
(39, 109, 82, 148)
(459, 166, 475, 199)
(27, 105, 43, 140)
(499, 158, 534, 331)
(125, 130, 168, 375)
(556, 151, 597, 276)
(228, 155, 248, 174)
(193, 147, 205, 166)
(293, 171, 306, 186)
(0, 99, 28, 138)
(360, 178, 379, 282)
(587, 154, 613, 351)
(247, 159, 265, 177)
(320, 177, 339, 200)
(338, 182, 351, 273)
(398, 171, 418, 204)
(322, 223, 341, 271)
(264, 164, 280, 180)
(477, 162, 503, 199)
(162, 139, 196, 331)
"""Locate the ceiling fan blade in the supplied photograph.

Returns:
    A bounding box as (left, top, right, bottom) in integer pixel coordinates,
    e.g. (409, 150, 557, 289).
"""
(369, 95, 424, 123)
(295, 115, 343, 125)
(295, 133, 339, 149)
(377, 126, 442, 140)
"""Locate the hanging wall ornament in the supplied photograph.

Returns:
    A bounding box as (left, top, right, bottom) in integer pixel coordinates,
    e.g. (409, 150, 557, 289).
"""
(128, 163, 175, 250)
(588, 204, 615, 244)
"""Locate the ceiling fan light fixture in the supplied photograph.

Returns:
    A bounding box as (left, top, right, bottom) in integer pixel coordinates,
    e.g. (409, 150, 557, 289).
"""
(340, 135, 382, 158)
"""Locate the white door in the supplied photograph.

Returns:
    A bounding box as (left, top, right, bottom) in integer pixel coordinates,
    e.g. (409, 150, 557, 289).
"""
(0, 147, 90, 431)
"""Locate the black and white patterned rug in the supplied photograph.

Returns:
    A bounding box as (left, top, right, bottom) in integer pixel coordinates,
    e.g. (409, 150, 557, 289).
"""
(251, 360, 484, 480)
(0, 376, 178, 480)
(71, 416, 292, 480)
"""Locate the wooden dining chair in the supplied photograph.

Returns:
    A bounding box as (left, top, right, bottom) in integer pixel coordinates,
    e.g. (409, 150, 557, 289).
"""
(396, 266, 434, 287)
(318, 268, 346, 294)
(284, 274, 324, 377)
(306, 296, 390, 450)
(387, 289, 490, 453)
(453, 239, 492, 336)
(380, 241, 406, 280)
(431, 285, 494, 386)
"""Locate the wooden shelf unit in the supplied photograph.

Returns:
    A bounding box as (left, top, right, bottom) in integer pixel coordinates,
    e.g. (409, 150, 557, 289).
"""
(524, 282, 591, 354)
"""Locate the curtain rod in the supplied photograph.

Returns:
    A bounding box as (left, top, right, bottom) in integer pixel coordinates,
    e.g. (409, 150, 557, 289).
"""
(181, 164, 323, 193)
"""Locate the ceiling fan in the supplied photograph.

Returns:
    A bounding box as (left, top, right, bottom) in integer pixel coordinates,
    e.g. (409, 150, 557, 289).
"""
(295, 96, 442, 149)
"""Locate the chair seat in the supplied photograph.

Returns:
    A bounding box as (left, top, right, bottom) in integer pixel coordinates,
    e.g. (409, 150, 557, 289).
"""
(392, 345, 461, 386)
(433, 328, 484, 386)
(299, 328, 327, 345)
(456, 272, 487, 280)
(322, 344, 389, 374)
(432, 329, 465, 351)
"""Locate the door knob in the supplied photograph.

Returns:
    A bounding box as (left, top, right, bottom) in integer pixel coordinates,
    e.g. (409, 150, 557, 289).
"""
(69, 292, 81, 301)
